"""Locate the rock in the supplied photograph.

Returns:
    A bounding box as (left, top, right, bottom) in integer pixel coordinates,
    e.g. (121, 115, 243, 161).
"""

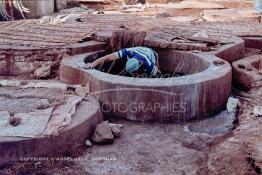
(119, 4, 145, 13)
(155, 12, 170, 18)
(9, 117, 21, 126)
(66, 85, 89, 97)
(75, 85, 89, 98)
(246, 65, 253, 71)
(36, 99, 50, 110)
(213, 60, 225, 66)
(85, 139, 92, 147)
(92, 121, 114, 144)
(192, 30, 209, 38)
(97, 11, 104, 14)
(254, 106, 262, 117)
(66, 85, 77, 92)
(34, 65, 51, 79)
(51, 14, 82, 24)
(238, 63, 246, 69)
(111, 126, 121, 138)
(109, 123, 123, 138)
(111, 127, 121, 137)
(123, 0, 140, 5)
(20, 80, 28, 86)
(109, 123, 123, 128)
(226, 97, 239, 113)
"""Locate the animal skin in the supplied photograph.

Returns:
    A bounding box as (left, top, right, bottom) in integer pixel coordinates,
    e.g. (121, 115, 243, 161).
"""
(0, 0, 29, 20)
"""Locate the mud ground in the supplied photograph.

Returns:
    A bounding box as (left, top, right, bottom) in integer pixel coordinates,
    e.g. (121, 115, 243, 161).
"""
(0, 101, 258, 175)
(0, 120, 216, 175)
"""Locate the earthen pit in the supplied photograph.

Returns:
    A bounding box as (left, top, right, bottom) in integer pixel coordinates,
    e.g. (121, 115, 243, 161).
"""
(60, 50, 232, 122)
(0, 85, 103, 166)
(90, 49, 210, 78)
(232, 54, 262, 91)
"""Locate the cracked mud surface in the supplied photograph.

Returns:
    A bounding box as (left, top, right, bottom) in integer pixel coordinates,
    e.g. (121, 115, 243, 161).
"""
(0, 87, 71, 114)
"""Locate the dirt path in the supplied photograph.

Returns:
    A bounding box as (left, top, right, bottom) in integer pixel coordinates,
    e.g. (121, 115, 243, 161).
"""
(1, 113, 256, 175)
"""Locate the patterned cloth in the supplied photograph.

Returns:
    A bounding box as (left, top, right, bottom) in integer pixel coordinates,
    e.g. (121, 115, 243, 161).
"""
(116, 47, 158, 76)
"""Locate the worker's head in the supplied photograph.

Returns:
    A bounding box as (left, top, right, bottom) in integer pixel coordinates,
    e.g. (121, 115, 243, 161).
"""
(125, 58, 140, 75)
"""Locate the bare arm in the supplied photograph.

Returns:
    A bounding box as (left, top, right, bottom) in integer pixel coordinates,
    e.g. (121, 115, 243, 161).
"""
(87, 52, 118, 68)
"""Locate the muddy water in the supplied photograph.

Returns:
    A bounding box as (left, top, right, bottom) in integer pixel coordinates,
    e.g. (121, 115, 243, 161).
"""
(186, 110, 236, 135)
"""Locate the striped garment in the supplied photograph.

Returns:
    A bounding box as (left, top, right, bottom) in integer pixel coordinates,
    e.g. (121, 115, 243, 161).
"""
(116, 47, 158, 76)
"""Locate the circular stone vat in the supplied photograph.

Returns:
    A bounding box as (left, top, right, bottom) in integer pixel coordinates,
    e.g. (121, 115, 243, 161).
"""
(0, 95, 103, 166)
(92, 50, 209, 78)
(61, 50, 232, 122)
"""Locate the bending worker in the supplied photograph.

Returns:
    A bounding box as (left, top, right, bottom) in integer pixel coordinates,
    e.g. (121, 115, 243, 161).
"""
(85, 47, 161, 77)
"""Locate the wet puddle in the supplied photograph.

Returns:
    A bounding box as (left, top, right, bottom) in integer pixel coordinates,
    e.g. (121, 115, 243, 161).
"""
(185, 110, 236, 135)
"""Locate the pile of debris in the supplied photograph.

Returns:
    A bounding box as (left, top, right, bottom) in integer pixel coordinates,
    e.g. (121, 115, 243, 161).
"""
(86, 120, 123, 146)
